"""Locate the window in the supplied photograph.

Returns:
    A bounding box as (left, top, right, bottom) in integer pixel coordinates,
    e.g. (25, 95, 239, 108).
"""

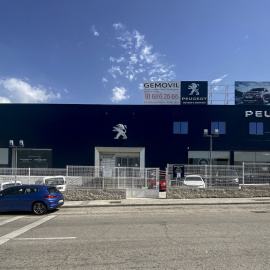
(234, 151, 270, 164)
(173, 122, 188, 134)
(188, 151, 230, 165)
(25, 188, 38, 194)
(1, 187, 25, 196)
(249, 122, 264, 135)
(211, 122, 226, 134)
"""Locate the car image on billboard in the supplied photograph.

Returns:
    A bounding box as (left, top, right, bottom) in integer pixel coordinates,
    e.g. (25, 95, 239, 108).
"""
(235, 81, 270, 105)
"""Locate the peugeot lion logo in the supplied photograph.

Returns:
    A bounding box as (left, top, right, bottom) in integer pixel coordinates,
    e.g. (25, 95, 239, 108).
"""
(188, 83, 200, 95)
(113, 124, 127, 139)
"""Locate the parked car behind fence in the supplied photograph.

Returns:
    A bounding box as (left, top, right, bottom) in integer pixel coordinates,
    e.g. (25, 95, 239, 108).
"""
(0, 181, 22, 191)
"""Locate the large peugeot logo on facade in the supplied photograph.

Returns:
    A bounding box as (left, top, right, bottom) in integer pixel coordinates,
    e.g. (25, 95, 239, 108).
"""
(113, 124, 127, 139)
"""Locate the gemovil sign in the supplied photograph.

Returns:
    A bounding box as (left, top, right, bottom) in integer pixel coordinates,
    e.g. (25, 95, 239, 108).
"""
(245, 110, 270, 117)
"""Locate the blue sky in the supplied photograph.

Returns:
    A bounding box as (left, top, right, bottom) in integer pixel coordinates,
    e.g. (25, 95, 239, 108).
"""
(0, 0, 269, 104)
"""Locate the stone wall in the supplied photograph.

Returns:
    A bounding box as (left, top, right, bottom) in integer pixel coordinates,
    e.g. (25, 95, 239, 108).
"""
(167, 186, 270, 199)
(63, 189, 126, 201)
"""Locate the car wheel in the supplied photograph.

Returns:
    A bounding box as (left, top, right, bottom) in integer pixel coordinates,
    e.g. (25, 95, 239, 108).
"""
(32, 202, 47, 215)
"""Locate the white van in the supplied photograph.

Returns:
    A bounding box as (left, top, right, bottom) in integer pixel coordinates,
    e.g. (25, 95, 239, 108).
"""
(43, 176, 67, 191)
(0, 181, 22, 191)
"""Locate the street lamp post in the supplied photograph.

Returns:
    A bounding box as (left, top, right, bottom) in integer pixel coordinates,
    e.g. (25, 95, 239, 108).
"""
(203, 129, 219, 165)
(203, 129, 219, 186)
(9, 140, 24, 183)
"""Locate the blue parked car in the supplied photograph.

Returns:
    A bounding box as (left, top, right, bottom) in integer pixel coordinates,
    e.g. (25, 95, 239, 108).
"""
(0, 185, 64, 215)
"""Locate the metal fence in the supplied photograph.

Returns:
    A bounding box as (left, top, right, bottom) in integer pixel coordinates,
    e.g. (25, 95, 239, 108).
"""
(167, 163, 270, 188)
(0, 166, 160, 191)
(67, 166, 160, 190)
(1, 163, 269, 191)
(0, 168, 67, 187)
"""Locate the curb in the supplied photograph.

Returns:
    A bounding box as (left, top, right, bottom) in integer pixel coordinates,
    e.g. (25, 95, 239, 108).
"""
(62, 200, 270, 208)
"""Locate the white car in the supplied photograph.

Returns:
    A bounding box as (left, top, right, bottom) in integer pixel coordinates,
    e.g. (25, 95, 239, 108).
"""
(43, 176, 67, 191)
(0, 181, 22, 190)
(183, 175, 205, 188)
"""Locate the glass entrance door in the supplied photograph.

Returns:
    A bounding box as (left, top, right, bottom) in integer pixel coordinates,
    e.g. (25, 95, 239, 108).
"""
(116, 156, 140, 167)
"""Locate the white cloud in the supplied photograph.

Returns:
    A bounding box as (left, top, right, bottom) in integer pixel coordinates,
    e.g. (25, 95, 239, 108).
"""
(113, 23, 124, 30)
(0, 77, 61, 103)
(109, 57, 125, 63)
(134, 31, 144, 50)
(105, 23, 175, 89)
(108, 66, 123, 78)
(129, 54, 138, 64)
(111, 87, 130, 103)
(211, 75, 227, 84)
(90, 25, 100, 36)
(98, 23, 176, 103)
(0, 97, 11, 103)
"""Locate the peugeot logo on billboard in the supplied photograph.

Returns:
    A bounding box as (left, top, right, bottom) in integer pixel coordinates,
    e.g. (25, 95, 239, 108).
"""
(188, 83, 200, 96)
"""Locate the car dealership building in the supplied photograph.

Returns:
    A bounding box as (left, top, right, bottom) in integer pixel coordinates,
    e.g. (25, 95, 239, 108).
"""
(0, 81, 269, 170)
(0, 102, 269, 170)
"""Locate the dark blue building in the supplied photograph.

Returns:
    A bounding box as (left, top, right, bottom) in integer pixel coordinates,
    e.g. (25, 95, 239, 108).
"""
(0, 104, 269, 169)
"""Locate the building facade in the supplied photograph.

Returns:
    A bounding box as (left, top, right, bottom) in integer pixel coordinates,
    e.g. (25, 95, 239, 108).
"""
(0, 104, 269, 170)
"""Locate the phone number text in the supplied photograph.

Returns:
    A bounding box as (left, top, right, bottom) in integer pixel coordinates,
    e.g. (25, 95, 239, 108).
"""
(144, 93, 180, 100)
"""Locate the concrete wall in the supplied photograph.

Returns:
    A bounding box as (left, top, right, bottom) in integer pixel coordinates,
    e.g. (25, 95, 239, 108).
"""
(64, 189, 126, 201)
(63, 186, 270, 201)
(167, 186, 270, 199)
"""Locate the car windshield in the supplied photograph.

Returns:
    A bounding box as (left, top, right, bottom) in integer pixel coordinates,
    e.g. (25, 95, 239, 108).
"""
(249, 88, 264, 92)
(159, 175, 166, 181)
(47, 187, 60, 194)
(217, 171, 237, 176)
(45, 178, 64, 185)
(186, 177, 201, 181)
(2, 183, 21, 189)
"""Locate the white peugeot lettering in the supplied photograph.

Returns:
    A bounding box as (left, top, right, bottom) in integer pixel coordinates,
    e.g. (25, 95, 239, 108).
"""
(245, 110, 270, 117)
(255, 111, 263, 117)
(245, 111, 253, 117)
(264, 111, 270, 117)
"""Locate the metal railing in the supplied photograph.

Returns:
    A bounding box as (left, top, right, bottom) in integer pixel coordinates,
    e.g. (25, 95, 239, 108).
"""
(0, 166, 160, 191)
(1, 163, 269, 191)
(167, 163, 270, 188)
(67, 166, 159, 190)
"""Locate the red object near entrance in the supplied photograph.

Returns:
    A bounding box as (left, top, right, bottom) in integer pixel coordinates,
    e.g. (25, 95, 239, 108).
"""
(159, 175, 166, 191)
(148, 174, 166, 191)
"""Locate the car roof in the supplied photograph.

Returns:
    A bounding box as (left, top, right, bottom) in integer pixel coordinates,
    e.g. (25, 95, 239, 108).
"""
(2, 184, 54, 189)
(249, 88, 266, 91)
(217, 170, 236, 172)
(43, 175, 65, 179)
(1, 181, 22, 185)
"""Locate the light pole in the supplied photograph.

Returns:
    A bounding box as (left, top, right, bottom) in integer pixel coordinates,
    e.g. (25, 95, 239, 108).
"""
(203, 129, 219, 165)
(9, 140, 24, 183)
(203, 129, 219, 186)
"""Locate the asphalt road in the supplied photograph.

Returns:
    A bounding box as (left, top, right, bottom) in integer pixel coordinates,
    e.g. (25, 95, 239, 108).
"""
(0, 204, 270, 270)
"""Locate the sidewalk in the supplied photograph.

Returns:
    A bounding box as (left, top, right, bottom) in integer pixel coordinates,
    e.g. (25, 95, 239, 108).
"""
(62, 197, 270, 208)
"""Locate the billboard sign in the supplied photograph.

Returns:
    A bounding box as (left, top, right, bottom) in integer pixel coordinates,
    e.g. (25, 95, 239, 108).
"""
(235, 81, 270, 105)
(180, 81, 208, 105)
(173, 165, 184, 179)
(143, 81, 180, 105)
